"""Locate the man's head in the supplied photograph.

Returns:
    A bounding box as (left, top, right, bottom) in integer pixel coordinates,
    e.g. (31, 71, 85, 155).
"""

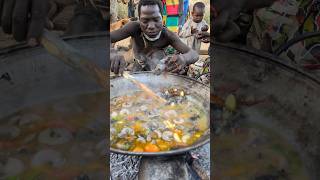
(138, 0, 163, 38)
(192, 2, 205, 23)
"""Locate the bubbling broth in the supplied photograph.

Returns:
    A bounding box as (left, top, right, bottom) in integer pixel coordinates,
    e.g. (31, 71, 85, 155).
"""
(110, 88, 209, 152)
(0, 93, 106, 179)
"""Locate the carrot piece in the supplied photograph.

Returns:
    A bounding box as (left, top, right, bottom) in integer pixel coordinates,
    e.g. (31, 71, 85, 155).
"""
(157, 142, 169, 151)
(127, 115, 135, 121)
(173, 129, 183, 136)
(144, 144, 160, 152)
(132, 123, 142, 132)
(133, 146, 144, 152)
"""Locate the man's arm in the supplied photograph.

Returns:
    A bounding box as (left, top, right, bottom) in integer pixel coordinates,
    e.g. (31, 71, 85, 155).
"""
(110, 21, 139, 75)
(111, 21, 139, 43)
(168, 31, 199, 65)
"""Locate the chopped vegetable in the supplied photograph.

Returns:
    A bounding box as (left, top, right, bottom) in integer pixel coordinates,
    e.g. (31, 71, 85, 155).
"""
(173, 133, 182, 143)
(225, 94, 237, 111)
(144, 144, 160, 152)
(133, 146, 144, 152)
(158, 142, 169, 151)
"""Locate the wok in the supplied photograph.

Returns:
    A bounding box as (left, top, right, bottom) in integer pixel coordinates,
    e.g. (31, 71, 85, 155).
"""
(0, 33, 108, 178)
(213, 43, 320, 179)
(110, 72, 210, 156)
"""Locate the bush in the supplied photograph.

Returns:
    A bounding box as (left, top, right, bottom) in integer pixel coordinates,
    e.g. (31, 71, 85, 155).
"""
(117, 2, 128, 19)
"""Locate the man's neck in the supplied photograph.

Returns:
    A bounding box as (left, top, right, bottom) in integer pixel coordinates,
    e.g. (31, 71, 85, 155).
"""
(143, 31, 162, 41)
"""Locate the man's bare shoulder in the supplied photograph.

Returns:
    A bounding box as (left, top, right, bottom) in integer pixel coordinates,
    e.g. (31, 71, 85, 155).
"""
(127, 21, 140, 26)
(163, 28, 180, 42)
(124, 21, 141, 31)
(112, 21, 141, 35)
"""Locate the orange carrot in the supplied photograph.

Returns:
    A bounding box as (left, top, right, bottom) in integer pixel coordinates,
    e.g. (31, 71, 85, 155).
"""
(133, 146, 144, 152)
(127, 116, 135, 121)
(144, 144, 160, 152)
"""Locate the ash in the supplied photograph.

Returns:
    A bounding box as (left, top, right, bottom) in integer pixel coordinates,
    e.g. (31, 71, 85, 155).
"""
(110, 153, 141, 180)
(190, 143, 210, 177)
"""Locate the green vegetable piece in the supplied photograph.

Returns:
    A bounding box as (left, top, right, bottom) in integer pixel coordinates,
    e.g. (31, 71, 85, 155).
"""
(225, 94, 237, 112)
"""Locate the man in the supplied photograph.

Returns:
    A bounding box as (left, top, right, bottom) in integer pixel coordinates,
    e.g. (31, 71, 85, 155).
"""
(110, 0, 199, 75)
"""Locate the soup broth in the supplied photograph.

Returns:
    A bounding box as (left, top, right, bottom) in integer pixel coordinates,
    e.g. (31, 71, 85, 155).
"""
(213, 121, 310, 179)
(0, 93, 106, 179)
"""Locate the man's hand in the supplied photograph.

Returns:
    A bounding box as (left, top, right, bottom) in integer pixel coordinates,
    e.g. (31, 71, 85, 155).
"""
(0, 0, 49, 46)
(165, 55, 188, 75)
(213, 0, 275, 42)
(110, 52, 126, 75)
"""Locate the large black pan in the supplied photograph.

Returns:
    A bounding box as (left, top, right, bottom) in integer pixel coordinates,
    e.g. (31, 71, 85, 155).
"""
(213, 43, 320, 180)
(0, 32, 108, 178)
(110, 72, 210, 156)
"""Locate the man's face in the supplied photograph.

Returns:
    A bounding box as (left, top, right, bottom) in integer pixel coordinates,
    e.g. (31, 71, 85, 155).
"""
(192, 7, 204, 23)
(139, 5, 163, 38)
